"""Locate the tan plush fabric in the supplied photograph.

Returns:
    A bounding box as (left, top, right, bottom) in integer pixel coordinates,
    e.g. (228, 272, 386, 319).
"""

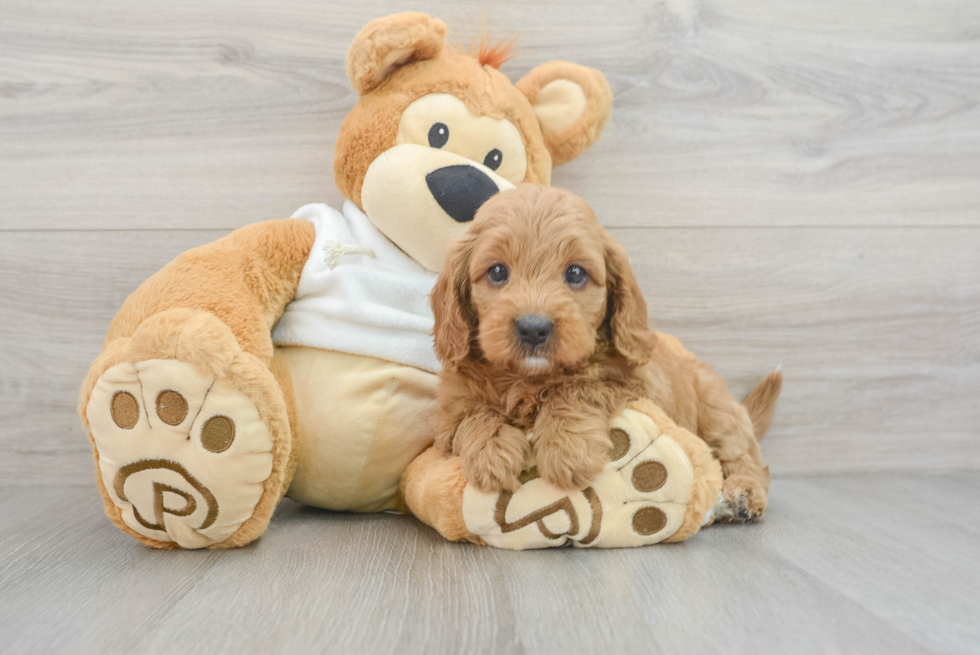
(632, 400, 726, 543)
(360, 144, 516, 271)
(88, 359, 275, 548)
(346, 12, 447, 94)
(395, 93, 530, 184)
(79, 219, 314, 549)
(529, 79, 588, 138)
(403, 400, 722, 549)
(80, 309, 297, 550)
(335, 13, 615, 210)
(277, 347, 438, 512)
(101, 219, 316, 365)
(335, 51, 556, 208)
(400, 446, 481, 544)
(517, 61, 614, 167)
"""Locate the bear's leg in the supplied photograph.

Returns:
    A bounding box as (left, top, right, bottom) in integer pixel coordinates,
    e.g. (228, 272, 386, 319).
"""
(401, 447, 485, 545)
(79, 220, 314, 548)
(400, 399, 723, 549)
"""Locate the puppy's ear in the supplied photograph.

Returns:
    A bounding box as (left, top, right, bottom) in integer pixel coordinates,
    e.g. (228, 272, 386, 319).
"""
(604, 237, 656, 366)
(516, 61, 613, 166)
(346, 12, 447, 94)
(431, 234, 475, 368)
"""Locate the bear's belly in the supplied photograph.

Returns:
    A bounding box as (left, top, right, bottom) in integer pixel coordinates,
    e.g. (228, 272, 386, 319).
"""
(274, 346, 438, 512)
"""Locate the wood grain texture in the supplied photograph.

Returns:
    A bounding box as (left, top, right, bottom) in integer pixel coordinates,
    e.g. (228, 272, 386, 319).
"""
(2, 227, 977, 484)
(0, 231, 215, 485)
(626, 226, 980, 474)
(0, 1, 977, 499)
(1, 0, 978, 230)
(1, 475, 978, 654)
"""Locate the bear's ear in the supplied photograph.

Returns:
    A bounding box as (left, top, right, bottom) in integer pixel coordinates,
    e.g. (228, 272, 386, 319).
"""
(346, 12, 447, 94)
(517, 61, 613, 166)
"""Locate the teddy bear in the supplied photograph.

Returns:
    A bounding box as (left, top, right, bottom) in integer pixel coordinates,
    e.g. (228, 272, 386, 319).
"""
(78, 11, 728, 550)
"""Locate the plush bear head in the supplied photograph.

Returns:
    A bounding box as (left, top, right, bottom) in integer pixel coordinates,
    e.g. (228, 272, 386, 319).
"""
(334, 12, 613, 271)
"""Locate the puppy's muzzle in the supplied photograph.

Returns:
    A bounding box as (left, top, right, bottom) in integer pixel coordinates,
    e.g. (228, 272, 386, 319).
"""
(514, 314, 554, 348)
(426, 165, 500, 223)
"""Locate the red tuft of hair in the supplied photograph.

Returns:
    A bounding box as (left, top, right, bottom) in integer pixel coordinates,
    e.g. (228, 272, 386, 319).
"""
(451, 30, 517, 69)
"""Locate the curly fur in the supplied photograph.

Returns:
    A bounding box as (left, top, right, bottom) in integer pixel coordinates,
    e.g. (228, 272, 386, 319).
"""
(431, 185, 780, 520)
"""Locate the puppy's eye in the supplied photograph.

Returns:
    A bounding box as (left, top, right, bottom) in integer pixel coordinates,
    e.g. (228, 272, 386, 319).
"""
(483, 149, 503, 171)
(564, 265, 587, 288)
(428, 123, 449, 148)
(487, 263, 509, 286)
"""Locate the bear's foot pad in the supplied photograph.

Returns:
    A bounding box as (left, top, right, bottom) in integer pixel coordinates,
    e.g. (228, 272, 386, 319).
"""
(87, 359, 274, 548)
(461, 407, 699, 549)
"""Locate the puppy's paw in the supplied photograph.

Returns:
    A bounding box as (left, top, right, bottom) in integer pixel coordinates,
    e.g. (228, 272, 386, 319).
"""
(534, 432, 609, 491)
(717, 474, 768, 523)
(458, 424, 529, 493)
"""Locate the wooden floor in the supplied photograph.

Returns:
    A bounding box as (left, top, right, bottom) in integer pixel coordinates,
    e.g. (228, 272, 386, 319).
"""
(2, 474, 978, 654)
(1, 0, 979, 653)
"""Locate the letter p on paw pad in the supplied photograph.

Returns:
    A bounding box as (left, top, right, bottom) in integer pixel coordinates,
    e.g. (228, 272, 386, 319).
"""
(86, 359, 276, 548)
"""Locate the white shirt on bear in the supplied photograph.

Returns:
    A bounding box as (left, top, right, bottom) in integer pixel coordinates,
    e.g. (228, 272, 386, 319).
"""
(271, 201, 441, 374)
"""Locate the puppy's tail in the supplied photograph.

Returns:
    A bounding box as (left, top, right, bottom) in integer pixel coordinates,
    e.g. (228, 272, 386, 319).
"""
(743, 370, 783, 441)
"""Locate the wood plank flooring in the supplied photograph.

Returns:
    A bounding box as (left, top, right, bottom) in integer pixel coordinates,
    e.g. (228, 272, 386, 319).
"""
(1, 474, 977, 654)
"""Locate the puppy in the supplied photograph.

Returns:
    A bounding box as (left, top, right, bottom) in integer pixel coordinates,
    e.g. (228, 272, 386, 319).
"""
(430, 184, 780, 521)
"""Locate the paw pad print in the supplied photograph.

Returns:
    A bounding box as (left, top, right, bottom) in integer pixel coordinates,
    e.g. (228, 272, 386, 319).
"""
(87, 359, 274, 548)
(154, 389, 187, 425)
(592, 410, 695, 546)
(461, 407, 697, 549)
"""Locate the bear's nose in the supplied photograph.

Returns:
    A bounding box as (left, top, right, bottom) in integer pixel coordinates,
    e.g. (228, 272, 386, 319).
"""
(426, 165, 499, 223)
(514, 314, 554, 347)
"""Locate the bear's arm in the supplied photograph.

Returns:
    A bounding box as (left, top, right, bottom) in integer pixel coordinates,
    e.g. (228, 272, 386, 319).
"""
(103, 219, 316, 365)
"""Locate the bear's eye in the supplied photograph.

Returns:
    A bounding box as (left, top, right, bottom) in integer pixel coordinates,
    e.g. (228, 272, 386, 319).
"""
(428, 123, 449, 148)
(483, 149, 503, 171)
(487, 263, 509, 286)
(564, 265, 587, 288)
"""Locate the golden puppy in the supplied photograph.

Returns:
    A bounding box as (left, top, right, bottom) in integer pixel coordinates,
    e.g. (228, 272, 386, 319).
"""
(430, 184, 781, 521)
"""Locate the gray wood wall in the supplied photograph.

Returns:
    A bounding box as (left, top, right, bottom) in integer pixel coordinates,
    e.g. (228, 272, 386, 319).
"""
(2, 0, 978, 484)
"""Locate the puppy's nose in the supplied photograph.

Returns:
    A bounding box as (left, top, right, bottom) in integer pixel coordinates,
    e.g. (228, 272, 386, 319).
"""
(426, 165, 500, 223)
(514, 314, 554, 347)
